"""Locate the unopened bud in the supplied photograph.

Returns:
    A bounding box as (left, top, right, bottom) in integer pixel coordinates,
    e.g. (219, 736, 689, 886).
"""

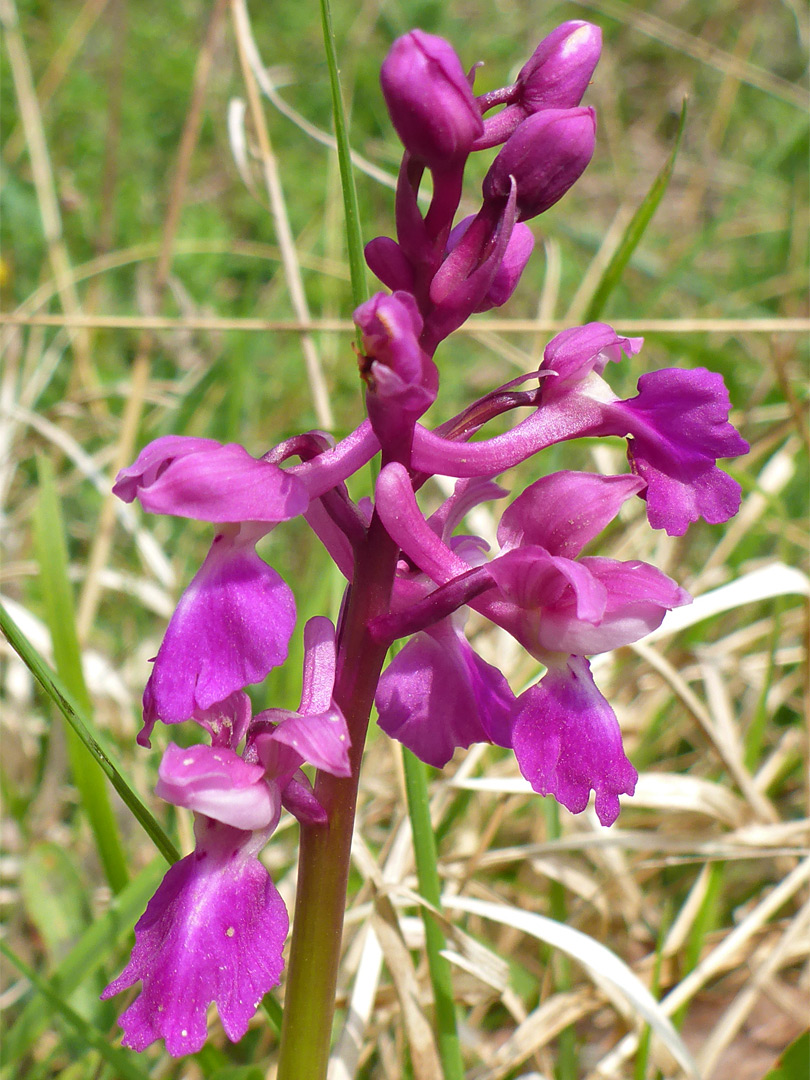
(517, 21, 601, 113)
(381, 31, 483, 168)
(354, 291, 438, 458)
(483, 107, 596, 220)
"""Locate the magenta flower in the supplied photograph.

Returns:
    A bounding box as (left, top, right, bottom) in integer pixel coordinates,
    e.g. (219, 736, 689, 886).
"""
(409, 322, 747, 537)
(102, 736, 289, 1061)
(104, 618, 355, 1056)
(539, 325, 750, 534)
(374, 463, 689, 822)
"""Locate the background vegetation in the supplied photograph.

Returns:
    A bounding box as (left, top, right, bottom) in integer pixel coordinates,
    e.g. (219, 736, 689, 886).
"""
(1, 0, 807, 1077)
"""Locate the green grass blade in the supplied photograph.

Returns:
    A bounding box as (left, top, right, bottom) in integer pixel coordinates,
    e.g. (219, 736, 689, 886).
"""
(33, 457, 129, 893)
(402, 748, 465, 1080)
(0, 942, 152, 1080)
(0, 600, 180, 866)
(260, 991, 283, 1032)
(542, 799, 577, 1080)
(319, 0, 366, 307)
(583, 100, 687, 323)
(764, 1030, 810, 1080)
(2, 859, 164, 1072)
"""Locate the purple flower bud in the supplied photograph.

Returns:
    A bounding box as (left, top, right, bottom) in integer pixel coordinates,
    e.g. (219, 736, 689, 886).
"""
(364, 235, 415, 293)
(517, 21, 602, 113)
(483, 107, 596, 221)
(475, 22, 602, 150)
(355, 291, 438, 459)
(381, 30, 483, 168)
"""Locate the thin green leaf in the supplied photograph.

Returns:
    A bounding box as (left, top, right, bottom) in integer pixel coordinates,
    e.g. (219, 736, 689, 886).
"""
(261, 991, 283, 1032)
(0, 942, 152, 1080)
(583, 99, 687, 322)
(0, 600, 180, 866)
(2, 859, 164, 1072)
(542, 799, 577, 1080)
(34, 457, 129, 892)
(402, 748, 465, 1080)
(764, 1030, 810, 1080)
(319, 0, 366, 307)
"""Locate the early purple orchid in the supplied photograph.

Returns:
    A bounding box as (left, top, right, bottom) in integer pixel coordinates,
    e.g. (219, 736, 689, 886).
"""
(105, 21, 748, 1066)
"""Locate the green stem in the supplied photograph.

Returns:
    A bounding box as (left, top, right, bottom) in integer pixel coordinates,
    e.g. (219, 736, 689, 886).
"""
(276, 515, 399, 1079)
(402, 748, 465, 1080)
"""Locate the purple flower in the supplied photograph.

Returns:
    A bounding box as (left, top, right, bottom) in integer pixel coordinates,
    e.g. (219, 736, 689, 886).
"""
(409, 323, 748, 539)
(104, 621, 356, 1055)
(380, 31, 483, 169)
(511, 656, 637, 826)
(374, 464, 689, 822)
(140, 524, 295, 743)
(102, 817, 288, 1056)
(540, 325, 750, 534)
(113, 435, 309, 523)
(483, 107, 597, 221)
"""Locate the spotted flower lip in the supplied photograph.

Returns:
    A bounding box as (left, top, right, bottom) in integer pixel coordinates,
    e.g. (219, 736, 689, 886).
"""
(511, 655, 638, 826)
(101, 817, 288, 1057)
(113, 435, 310, 523)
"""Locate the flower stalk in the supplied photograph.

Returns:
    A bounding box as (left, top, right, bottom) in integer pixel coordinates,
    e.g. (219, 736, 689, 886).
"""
(278, 514, 399, 1079)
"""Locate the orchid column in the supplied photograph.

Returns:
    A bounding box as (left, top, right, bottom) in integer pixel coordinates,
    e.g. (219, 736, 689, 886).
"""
(103, 20, 748, 1078)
